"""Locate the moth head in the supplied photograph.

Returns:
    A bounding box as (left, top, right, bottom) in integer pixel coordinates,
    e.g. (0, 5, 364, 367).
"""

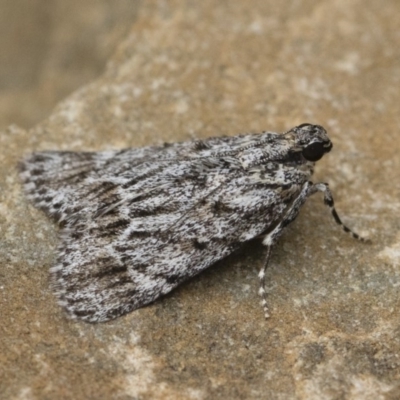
(291, 123, 333, 162)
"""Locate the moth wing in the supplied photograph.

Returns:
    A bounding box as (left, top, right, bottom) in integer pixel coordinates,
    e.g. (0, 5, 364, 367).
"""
(52, 168, 295, 322)
(18, 133, 268, 223)
(19, 145, 185, 223)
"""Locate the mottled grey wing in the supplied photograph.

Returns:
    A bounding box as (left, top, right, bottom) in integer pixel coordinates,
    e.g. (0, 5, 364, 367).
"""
(20, 147, 297, 323)
(19, 144, 185, 223)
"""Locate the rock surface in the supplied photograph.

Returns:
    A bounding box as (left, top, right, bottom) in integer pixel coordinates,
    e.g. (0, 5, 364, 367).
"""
(1, 1, 400, 399)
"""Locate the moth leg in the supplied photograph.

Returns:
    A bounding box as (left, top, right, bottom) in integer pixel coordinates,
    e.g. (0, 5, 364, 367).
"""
(259, 181, 368, 319)
(258, 245, 272, 318)
(311, 182, 368, 242)
(260, 181, 313, 318)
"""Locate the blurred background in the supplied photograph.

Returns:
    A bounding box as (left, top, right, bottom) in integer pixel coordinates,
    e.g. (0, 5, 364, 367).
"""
(0, 0, 140, 130)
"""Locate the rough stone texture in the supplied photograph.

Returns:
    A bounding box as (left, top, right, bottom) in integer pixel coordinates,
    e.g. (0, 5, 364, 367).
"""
(1, 1, 400, 399)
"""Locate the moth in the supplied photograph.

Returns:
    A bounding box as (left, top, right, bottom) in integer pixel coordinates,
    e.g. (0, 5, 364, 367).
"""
(19, 123, 365, 323)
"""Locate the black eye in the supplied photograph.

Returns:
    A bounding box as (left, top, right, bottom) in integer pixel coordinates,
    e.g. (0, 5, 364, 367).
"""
(302, 142, 326, 162)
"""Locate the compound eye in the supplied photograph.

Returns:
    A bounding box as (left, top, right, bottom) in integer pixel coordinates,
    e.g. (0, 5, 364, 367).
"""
(302, 142, 326, 162)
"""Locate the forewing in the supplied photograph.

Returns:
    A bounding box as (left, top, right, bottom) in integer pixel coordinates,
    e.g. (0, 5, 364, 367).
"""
(18, 130, 282, 223)
(18, 142, 195, 223)
(20, 133, 305, 322)
(52, 166, 295, 322)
